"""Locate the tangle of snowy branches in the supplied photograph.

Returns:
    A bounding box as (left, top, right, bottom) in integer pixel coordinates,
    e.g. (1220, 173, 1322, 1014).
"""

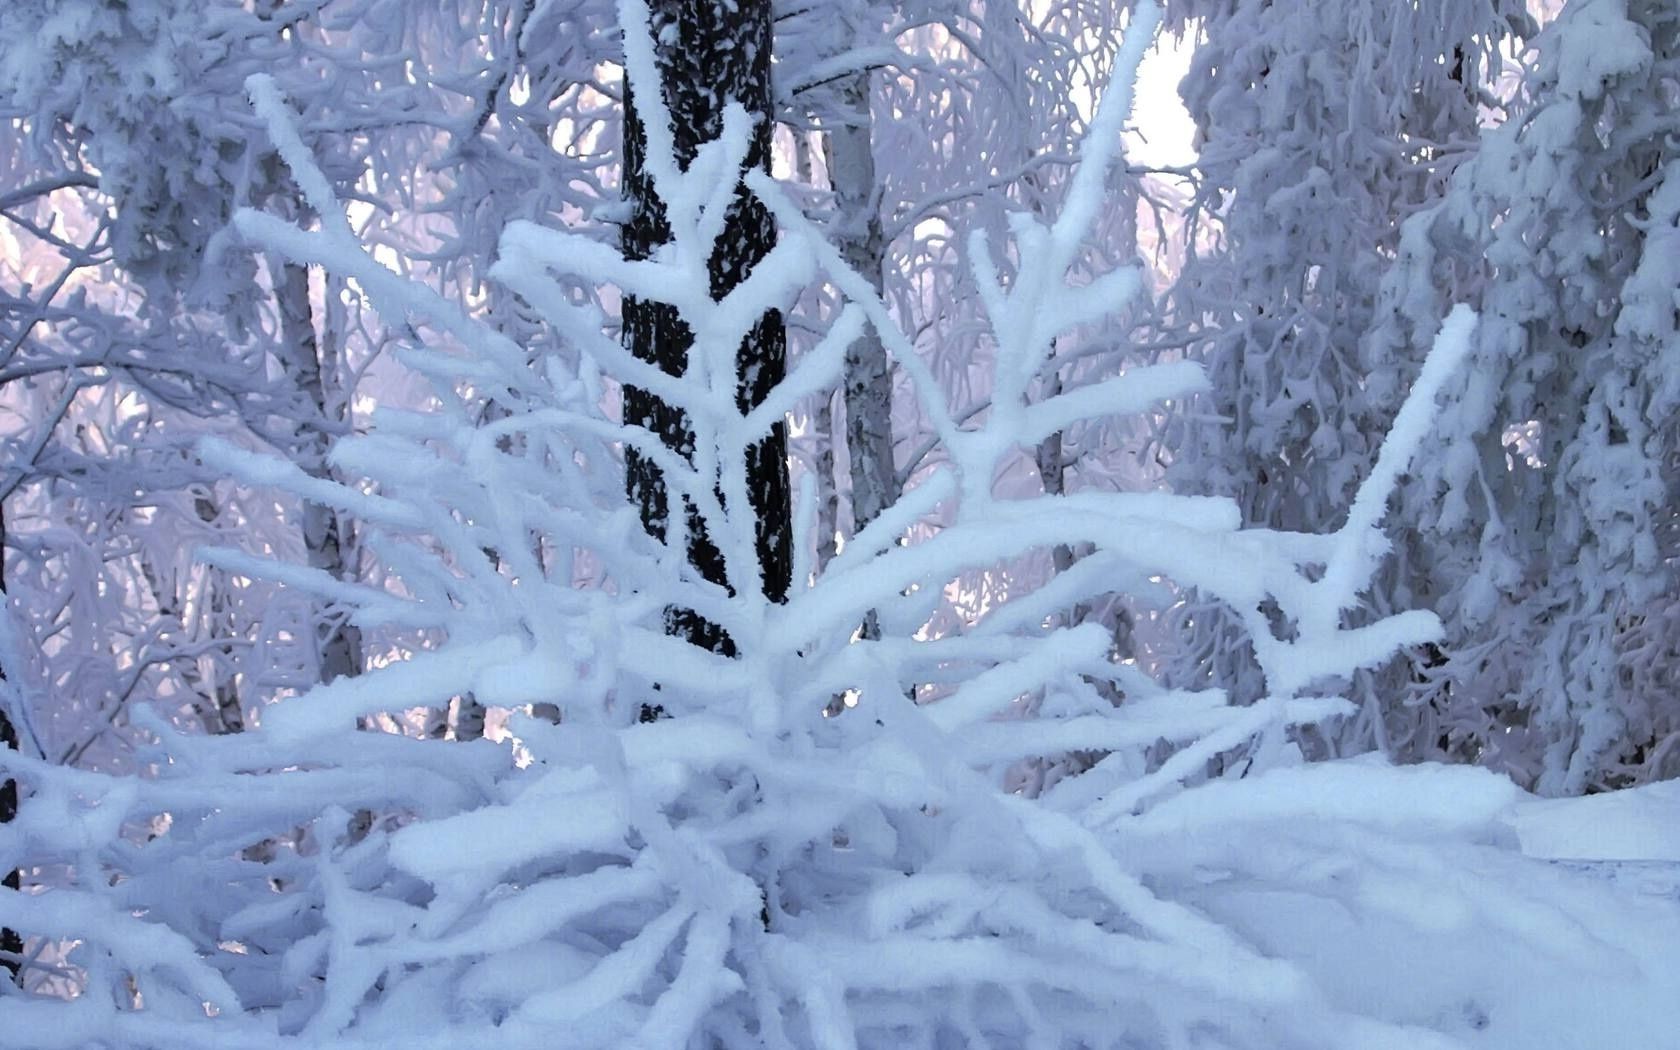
(0, 3, 1516, 1048)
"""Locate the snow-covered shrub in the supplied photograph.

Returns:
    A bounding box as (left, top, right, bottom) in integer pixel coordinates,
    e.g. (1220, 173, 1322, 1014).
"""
(0, 3, 1564, 1047)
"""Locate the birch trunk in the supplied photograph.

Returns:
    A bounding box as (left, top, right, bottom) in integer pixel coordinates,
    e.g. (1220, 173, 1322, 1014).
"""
(822, 68, 900, 648)
(794, 130, 842, 575)
(137, 495, 244, 736)
(275, 260, 373, 841)
(823, 70, 899, 540)
(274, 261, 362, 684)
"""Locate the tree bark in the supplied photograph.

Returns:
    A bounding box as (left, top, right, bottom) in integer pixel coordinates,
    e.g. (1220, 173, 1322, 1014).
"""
(823, 70, 899, 543)
(820, 67, 899, 650)
(0, 708, 18, 984)
(1, 503, 23, 983)
(621, 0, 791, 658)
(137, 495, 245, 736)
(792, 130, 843, 575)
(274, 261, 362, 684)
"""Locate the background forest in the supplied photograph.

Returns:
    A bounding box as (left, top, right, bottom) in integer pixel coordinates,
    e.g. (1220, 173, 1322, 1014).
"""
(0, 0, 1676, 1048)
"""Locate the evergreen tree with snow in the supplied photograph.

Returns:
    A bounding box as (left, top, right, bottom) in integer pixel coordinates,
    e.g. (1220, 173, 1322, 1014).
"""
(1159, 0, 1531, 726)
(1370, 0, 1680, 793)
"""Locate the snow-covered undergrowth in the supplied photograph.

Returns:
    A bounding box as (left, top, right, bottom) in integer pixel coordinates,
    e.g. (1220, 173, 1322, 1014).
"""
(1, 2, 1676, 1048)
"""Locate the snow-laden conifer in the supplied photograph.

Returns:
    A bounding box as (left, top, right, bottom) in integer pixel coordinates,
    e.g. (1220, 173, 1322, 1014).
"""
(1159, 0, 1531, 729)
(1368, 0, 1680, 793)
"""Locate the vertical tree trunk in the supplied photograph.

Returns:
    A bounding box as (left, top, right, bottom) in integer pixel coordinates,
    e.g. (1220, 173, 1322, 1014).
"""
(823, 69, 899, 542)
(276, 260, 370, 841)
(622, 0, 790, 657)
(0, 503, 22, 983)
(1033, 374, 1078, 584)
(1019, 161, 1101, 641)
(138, 495, 245, 736)
(274, 262, 362, 684)
(822, 67, 899, 651)
(793, 130, 843, 575)
(0, 707, 17, 984)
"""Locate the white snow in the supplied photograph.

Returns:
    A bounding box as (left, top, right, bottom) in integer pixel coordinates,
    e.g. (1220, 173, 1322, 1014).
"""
(1514, 777, 1680, 863)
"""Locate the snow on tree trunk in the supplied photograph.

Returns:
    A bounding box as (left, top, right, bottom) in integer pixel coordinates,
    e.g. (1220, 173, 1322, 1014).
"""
(0, 715, 17, 984)
(274, 261, 363, 685)
(11, 2, 1680, 1046)
(621, 0, 792, 656)
(1017, 155, 1096, 635)
(0, 502, 20, 983)
(792, 128, 845, 574)
(823, 69, 901, 544)
(137, 494, 245, 736)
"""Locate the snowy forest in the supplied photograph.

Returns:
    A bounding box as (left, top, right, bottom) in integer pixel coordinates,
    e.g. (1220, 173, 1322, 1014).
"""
(0, 0, 1676, 1046)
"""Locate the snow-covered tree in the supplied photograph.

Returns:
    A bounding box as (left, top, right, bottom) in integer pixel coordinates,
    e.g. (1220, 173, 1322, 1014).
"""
(622, 0, 790, 656)
(3, 1, 1679, 1045)
(789, 0, 903, 569)
(777, 0, 1149, 561)
(1369, 0, 1680, 793)
(1158, 0, 1532, 725)
(0, 0, 634, 766)
(0, 2, 1529, 1043)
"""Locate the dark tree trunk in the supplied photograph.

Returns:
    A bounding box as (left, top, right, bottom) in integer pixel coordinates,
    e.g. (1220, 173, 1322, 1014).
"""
(621, 0, 791, 658)
(0, 708, 18, 983)
(1, 503, 22, 984)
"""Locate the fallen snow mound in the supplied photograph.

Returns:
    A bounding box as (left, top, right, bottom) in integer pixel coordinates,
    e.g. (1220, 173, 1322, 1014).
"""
(1514, 777, 1680, 862)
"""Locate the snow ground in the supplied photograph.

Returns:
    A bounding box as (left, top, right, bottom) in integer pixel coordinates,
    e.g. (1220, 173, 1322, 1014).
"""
(1158, 770, 1680, 1050)
(1514, 777, 1680, 863)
